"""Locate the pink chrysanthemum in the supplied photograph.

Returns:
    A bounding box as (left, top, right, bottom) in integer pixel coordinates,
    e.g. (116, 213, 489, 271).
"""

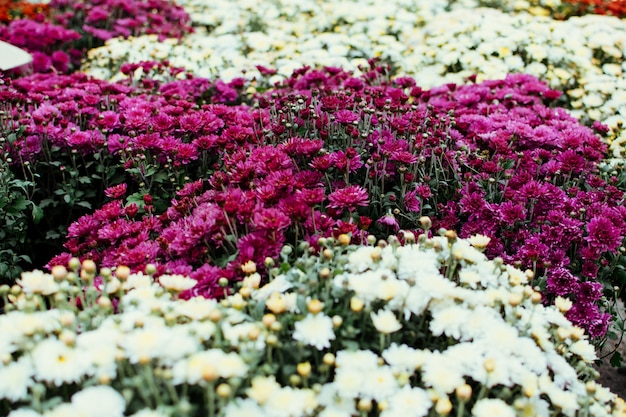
(327, 185, 369, 213)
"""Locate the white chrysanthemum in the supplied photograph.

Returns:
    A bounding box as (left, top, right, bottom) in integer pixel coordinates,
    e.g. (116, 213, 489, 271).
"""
(158, 274, 197, 292)
(333, 368, 365, 399)
(119, 325, 174, 364)
(17, 270, 59, 295)
(77, 327, 120, 379)
(253, 274, 293, 300)
(247, 376, 281, 405)
(429, 303, 469, 339)
(346, 246, 378, 273)
(472, 398, 516, 417)
(360, 366, 399, 401)
(8, 410, 42, 417)
(222, 321, 265, 350)
(173, 297, 219, 320)
(317, 383, 357, 414)
(129, 410, 170, 417)
(421, 352, 465, 394)
(32, 338, 91, 386)
(172, 350, 247, 384)
(263, 386, 317, 417)
(293, 313, 335, 350)
(71, 385, 126, 417)
(221, 398, 267, 417)
(569, 340, 597, 363)
(380, 385, 432, 417)
(335, 350, 379, 371)
(122, 272, 153, 290)
(382, 343, 428, 373)
(0, 357, 34, 401)
(318, 408, 353, 417)
(370, 308, 402, 333)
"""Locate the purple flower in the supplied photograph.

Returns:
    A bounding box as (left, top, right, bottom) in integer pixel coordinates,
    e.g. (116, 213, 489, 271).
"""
(586, 216, 622, 253)
(327, 185, 369, 213)
(546, 267, 579, 297)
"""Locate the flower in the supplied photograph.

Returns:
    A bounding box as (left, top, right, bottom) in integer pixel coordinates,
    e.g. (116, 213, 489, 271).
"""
(327, 185, 369, 213)
(370, 308, 402, 333)
(16, 270, 59, 295)
(31, 338, 91, 386)
(71, 385, 126, 417)
(380, 385, 432, 417)
(0, 357, 34, 401)
(472, 398, 516, 417)
(293, 313, 336, 350)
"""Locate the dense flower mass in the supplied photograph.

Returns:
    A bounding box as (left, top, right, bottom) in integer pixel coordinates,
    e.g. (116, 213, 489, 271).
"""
(3, 66, 613, 336)
(2, 0, 626, 411)
(80, 0, 626, 139)
(1, 235, 624, 416)
(0, 0, 192, 74)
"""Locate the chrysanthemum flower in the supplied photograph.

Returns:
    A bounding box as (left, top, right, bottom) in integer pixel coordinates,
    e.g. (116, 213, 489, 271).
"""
(293, 313, 336, 349)
(327, 185, 368, 213)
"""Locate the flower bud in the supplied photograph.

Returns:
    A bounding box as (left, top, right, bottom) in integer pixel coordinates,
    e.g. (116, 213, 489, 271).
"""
(508, 293, 523, 307)
(484, 358, 495, 373)
(350, 297, 364, 312)
(338, 234, 351, 246)
(51, 265, 68, 281)
(216, 383, 232, 398)
(297, 361, 312, 377)
(82, 259, 97, 274)
(435, 397, 452, 415)
(455, 384, 472, 401)
(323, 353, 335, 366)
(358, 398, 373, 412)
(266, 293, 287, 314)
(68, 257, 81, 271)
(262, 314, 276, 327)
(319, 267, 331, 280)
(241, 260, 257, 274)
(115, 265, 131, 281)
(307, 299, 324, 314)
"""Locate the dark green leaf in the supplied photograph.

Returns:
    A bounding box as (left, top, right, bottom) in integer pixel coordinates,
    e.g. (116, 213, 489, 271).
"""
(32, 204, 44, 224)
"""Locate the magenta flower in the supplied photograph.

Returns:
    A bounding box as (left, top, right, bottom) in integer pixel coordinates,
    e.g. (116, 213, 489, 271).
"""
(585, 216, 622, 253)
(104, 184, 128, 199)
(327, 185, 369, 213)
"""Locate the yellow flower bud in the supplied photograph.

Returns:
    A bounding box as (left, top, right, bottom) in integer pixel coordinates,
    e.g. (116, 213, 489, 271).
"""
(266, 293, 287, 314)
(350, 297, 364, 312)
(297, 361, 311, 378)
(307, 299, 324, 314)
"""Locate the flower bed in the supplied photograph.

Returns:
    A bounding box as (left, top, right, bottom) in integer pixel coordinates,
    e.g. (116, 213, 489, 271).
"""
(2, 65, 617, 337)
(1, 234, 625, 416)
(81, 1, 626, 161)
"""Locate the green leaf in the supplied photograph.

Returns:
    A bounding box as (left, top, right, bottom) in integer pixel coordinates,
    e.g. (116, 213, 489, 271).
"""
(610, 351, 623, 368)
(76, 201, 92, 209)
(46, 230, 61, 240)
(8, 196, 29, 214)
(31, 204, 44, 224)
(78, 176, 92, 184)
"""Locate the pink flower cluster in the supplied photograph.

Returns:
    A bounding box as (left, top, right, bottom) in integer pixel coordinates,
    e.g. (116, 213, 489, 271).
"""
(0, 0, 192, 75)
(4, 63, 619, 335)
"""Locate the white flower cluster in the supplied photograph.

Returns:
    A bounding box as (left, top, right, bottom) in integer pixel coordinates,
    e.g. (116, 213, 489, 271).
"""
(1, 272, 262, 416)
(82, 1, 626, 159)
(327, 238, 615, 417)
(2, 235, 624, 416)
(410, 9, 626, 122)
(82, 0, 462, 83)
